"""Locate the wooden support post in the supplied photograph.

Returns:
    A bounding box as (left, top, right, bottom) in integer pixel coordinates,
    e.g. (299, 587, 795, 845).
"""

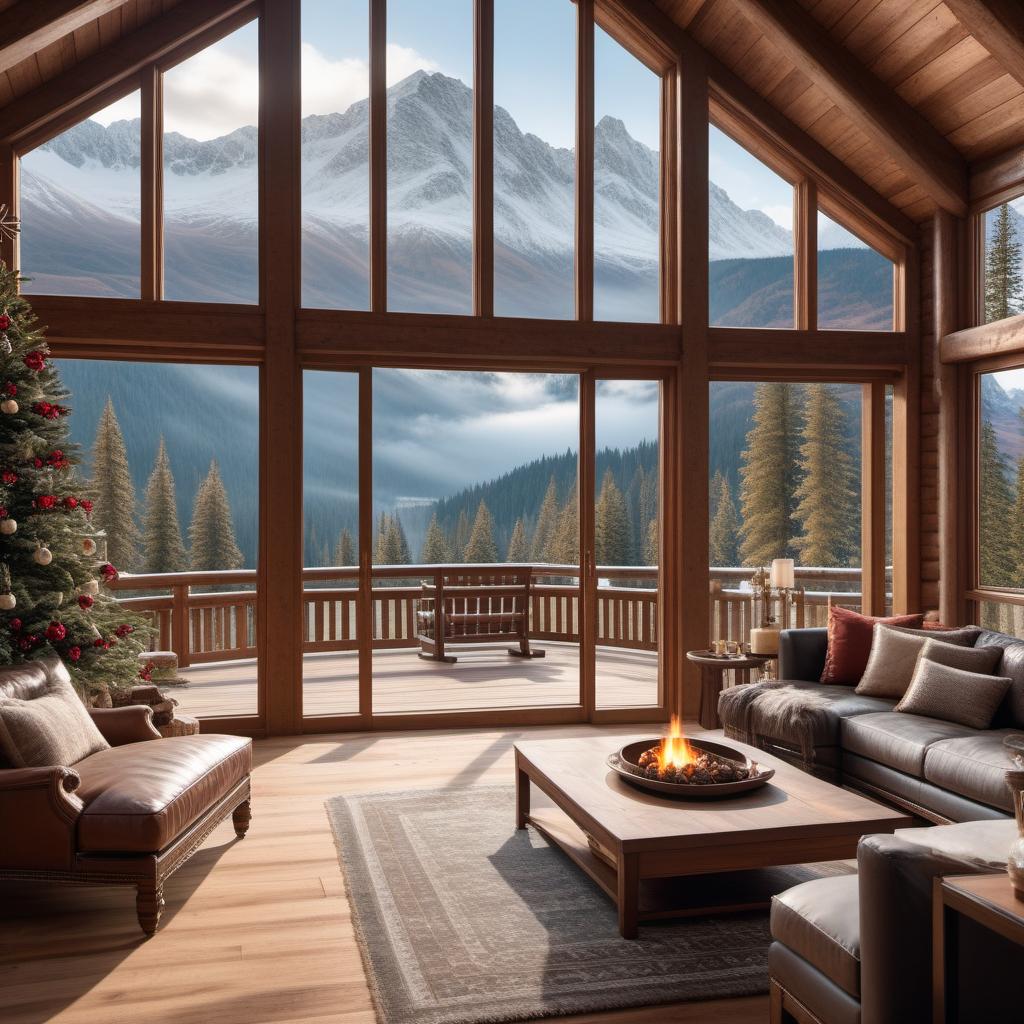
(576, 0, 594, 323)
(934, 211, 964, 625)
(369, 0, 387, 314)
(0, 145, 17, 272)
(580, 370, 596, 716)
(357, 367, 373, 720)
(794, 179, 817, 331)
(140, 65, 163, 301)
(172, 582, 190, 668)
(259, 0, 303, 733)
(473, 0, 493, 318)
(679, 53, 709, 720)
(861, 382, 887, 615)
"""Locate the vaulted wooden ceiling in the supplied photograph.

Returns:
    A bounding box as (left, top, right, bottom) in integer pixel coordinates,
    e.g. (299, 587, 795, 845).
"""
(0, 0, 1022, 223)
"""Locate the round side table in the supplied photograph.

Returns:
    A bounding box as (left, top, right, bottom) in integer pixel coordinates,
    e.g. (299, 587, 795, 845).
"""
(687, 650, 773, 730)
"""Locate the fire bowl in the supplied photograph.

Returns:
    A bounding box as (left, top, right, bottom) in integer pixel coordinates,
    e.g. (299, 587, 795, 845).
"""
(607, 738, 775, 799)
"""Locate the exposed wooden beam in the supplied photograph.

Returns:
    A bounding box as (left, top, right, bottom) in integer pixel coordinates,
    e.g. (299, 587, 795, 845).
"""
(606, 0, 917, 244)
(576, 0, 595, 321)
(0, 0, 257, 146)
(0, 0, 125, 76)
(472, 0, 494, 317)
(709, 328, 912, 369)
(970, 144, 1024, 210)
(940, 313, 1024, 364)
(944, 0, 1024, 91)
(724, 0, 968, 216)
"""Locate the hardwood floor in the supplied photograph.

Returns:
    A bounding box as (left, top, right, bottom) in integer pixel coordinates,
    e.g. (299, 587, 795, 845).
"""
(173, 644, 661, 719)
(0, 725, 765, 1024)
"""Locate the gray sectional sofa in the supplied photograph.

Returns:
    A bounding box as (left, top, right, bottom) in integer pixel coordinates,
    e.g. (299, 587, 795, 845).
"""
(719, 626, 1024, 822)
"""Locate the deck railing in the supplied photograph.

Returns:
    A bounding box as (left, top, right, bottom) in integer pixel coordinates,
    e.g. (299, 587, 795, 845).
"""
(108, 563, 872, 667)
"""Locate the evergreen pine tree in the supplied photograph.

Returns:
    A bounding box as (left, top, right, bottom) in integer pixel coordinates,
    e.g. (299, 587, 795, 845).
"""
(420, 512, 453, 563)
(595, 468, 632, 566)
(506, 518, 529, 562)
(980, 419, 1016, 586)
(531, 476, 560, 561)
(89, 397, 141, 571)
(549, 482, 579, 565)
(374, 513, 400, 565)
(709, 471, 740, 566)
(985, 203, 1023, 322)
(453, 509, 471, 561)
(1011, 454, 1024, 587)
(0, 261, 146, 701)
(189, 460, 244, 570)
(141, 437, 187, 573)
(333, 528, 355, 567)
(463, 500, 498, 563)
(792, 384, 858, 567)
(391, 512, 411, 564)
(739, 382, 800, 565)
(645, 518, 658, 565)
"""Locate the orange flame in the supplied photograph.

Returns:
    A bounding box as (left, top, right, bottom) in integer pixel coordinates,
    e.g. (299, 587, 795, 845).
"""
(657, 715, 698, 772)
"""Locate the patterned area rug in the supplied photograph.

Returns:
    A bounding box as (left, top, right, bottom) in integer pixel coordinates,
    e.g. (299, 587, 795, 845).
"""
(326, 785, 852, 1024)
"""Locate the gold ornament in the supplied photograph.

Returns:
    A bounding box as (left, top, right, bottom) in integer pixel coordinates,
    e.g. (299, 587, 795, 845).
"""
(82, 537, 97, 555)
(0, 399, 17, 415)
(0, 592, 14, 610)
(82, 579, 100, 596)
(33, 545, 53, 566)
(0, 518, 15, 535)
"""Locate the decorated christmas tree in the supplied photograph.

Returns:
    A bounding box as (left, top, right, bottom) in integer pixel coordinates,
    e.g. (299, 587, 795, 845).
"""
(0, 252, 147, 704)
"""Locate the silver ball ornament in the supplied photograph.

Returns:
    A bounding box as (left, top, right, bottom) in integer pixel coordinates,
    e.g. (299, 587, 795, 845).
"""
(82, 538, 97, 555)
(33, 546, 53, 566)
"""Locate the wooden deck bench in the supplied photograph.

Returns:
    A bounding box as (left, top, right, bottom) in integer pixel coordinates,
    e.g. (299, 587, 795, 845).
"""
(415, 569, 545, 663)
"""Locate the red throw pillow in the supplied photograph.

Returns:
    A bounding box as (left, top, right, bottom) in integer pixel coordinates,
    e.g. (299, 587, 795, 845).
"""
(820, 605, 925, 686)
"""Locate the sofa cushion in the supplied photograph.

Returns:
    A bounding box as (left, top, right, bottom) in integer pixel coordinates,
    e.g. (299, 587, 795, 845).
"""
(923, 732, 1018, 813)
(720, 680, 894, 758)
(917, 638, 1003, 675)
(75, 734, 251, 853)
(895, 660, 1011, 729)
(979, 635, 1024, 729)
(820, 606, 924, 686)
(840, 712, 977, 777)
(771, 874, 860, 997)
(0, 659, 108, 768)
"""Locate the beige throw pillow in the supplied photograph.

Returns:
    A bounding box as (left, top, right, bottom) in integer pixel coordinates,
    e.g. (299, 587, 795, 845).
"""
(895, 659, 1011, 729)
(887, 625, 982, 645)
(917, 638, 1003, 675)
(0, 664, 109, 767)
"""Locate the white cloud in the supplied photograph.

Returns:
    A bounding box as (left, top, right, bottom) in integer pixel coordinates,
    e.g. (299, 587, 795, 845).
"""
(91, 40, 439, 140)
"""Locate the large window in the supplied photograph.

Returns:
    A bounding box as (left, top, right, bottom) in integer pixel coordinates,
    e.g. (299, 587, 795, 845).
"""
(493, 0, 576, 319)
(20, 94, 142, 298)
(708, 125, 794, 328)
(982, 194, 1024, 325)
(709, 380, 867, 640)
(387, 0, 474, 313)
(817, 211, 894, 330)
(60, 359, 260, 719)
(594, 26, 659, 323)
(163, 24, 259, 303)
(301, 0, 371, 310)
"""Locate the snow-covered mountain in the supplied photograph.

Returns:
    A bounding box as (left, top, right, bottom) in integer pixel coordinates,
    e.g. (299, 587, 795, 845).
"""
(20, 70, 813, 318)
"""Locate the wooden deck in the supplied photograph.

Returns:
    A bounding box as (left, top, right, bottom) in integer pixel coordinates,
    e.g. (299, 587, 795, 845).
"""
(173, 643, 660, 718)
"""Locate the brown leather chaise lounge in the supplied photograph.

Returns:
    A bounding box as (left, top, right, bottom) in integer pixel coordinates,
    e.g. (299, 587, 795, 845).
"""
(0, 657, 252, 936)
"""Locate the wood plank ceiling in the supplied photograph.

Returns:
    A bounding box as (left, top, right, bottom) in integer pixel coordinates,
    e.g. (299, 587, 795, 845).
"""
(660, 0, 1024, 219)
(0, 0, 1022, 222)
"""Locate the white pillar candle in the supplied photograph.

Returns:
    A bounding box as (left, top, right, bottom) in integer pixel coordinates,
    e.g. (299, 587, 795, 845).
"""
(771, 558, 795, 590)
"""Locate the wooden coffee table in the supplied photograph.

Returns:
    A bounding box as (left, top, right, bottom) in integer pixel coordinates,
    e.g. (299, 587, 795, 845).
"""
(514, 732, 911, 938)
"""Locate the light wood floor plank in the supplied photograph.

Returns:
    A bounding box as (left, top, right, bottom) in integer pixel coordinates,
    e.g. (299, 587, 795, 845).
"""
(0, 725, 765, 1024)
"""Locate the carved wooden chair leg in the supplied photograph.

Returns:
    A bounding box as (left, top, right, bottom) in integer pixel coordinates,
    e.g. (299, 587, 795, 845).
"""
(233, 798, 252, 838)
(136, 878, 165, 937)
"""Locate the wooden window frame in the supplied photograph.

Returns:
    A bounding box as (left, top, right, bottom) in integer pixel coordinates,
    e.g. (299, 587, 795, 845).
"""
(0, 0, 922, 734)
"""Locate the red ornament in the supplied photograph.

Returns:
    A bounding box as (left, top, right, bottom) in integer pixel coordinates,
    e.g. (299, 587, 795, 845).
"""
(32, 457, 43, 468)
(99, 563, 118, 582)
(34, 494, 57, 510)
(115, 623, 134, 638)
(78, 594, 94, 610)
(18, 636, 32, 651)
(68, 646, 81, 662)
(0, 314, 10, 331)
(32, 402, 68, 420)
(45, 622, 66, 642)
(23, 351, 46, 372)
(0, 507, 7, 519)
(63, 496, 78, 510)
(81, 499, 93, 514)
(139, 662, 155, 682)
(8, 618, 21, 632)
(2, 470, 18, 485)
(93, 637, 109, 649)
(2, 382, 15, 397)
